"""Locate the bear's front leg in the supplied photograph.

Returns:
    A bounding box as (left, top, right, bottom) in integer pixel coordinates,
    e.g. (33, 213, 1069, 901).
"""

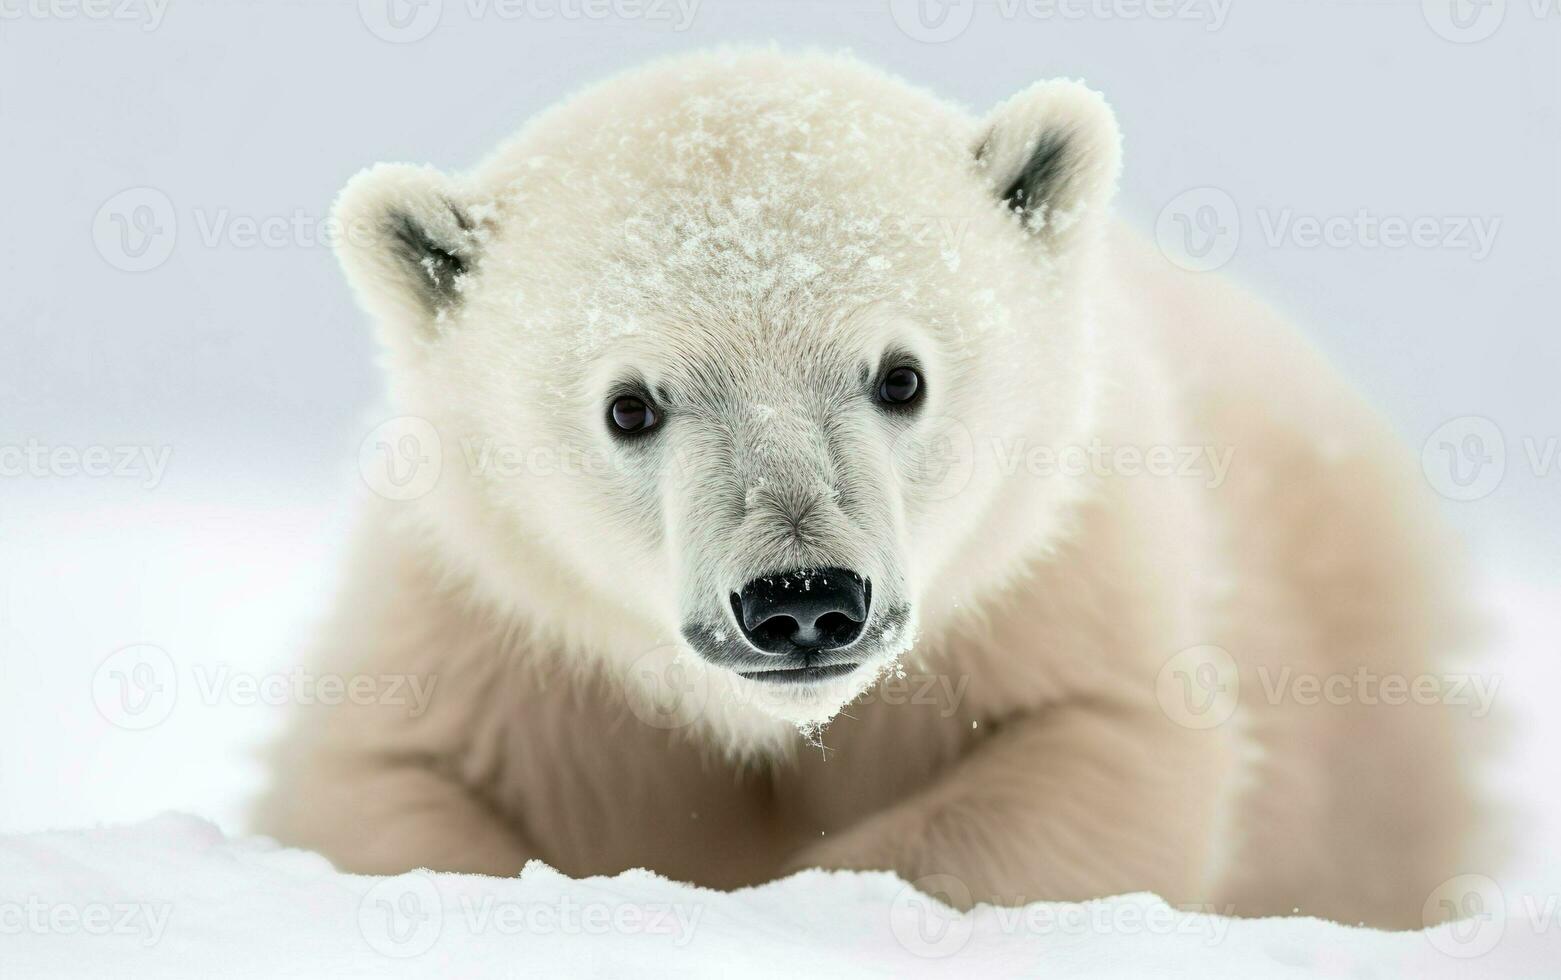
(785, 701, 1238, 908)
(257, 757, 534, 877)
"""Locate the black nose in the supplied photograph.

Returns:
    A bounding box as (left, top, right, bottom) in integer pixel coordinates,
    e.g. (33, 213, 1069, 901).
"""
(732, 568, 870, 655)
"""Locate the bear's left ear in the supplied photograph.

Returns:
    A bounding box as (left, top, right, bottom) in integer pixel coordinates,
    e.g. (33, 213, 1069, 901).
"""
(975, 80, 1121, 250)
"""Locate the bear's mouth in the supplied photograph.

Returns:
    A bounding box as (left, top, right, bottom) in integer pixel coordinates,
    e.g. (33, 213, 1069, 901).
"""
(736, 662, 861, 684)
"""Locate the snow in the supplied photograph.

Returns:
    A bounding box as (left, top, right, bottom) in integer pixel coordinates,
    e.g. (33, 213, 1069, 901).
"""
(1, 814, 1554, 979)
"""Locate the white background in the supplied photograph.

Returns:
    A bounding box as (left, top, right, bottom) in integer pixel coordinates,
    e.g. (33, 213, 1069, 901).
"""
(1, 0, 1557, 908)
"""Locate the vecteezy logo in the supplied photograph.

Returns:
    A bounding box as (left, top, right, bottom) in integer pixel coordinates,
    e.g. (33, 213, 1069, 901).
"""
(358, 873, 444, 958)
(890, 874, 974, 958)
(624, 645, 710, 730)
(893, 416, 975, 502)
(92, 188, 177, 272)
(92, 644, 179, 730)
(1422, 416, 1505, 502)
(888, 0, 975, 43)
(1155, 187, 1240, 273)
(1422, 0, 1505, 43)
(359, 416, 443, 501)
(359, 0, 443, 42)
(1423, 874, 1505, 958)
(1155, 644, 1239, 730)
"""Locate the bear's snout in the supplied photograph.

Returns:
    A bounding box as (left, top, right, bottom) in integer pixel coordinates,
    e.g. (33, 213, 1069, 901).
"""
(731, 567, 869, 657)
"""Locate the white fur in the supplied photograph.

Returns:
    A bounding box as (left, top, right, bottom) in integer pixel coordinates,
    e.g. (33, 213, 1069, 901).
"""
(257, 50, 1485, 927)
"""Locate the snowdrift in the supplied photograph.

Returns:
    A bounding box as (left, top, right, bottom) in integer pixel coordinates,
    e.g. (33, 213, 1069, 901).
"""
(1, 814, 1553, 978)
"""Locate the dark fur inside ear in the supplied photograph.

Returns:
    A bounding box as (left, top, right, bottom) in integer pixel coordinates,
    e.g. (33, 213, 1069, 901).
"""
(385, 203, 476, 317)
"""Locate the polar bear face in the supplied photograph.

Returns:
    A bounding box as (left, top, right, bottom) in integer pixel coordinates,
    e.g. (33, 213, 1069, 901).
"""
(333, 52, 1120, 740)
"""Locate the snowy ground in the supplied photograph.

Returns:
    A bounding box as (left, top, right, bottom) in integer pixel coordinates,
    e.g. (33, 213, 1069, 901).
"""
(0, 814, 1556, 979)
(1, 467, 1559, 976)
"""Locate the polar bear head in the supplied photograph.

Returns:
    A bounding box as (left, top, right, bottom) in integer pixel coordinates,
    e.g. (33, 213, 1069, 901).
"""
(334, 51, 1120, 747)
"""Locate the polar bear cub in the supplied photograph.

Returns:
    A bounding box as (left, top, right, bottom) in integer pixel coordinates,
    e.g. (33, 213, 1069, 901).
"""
(257, 50, 1482, 928)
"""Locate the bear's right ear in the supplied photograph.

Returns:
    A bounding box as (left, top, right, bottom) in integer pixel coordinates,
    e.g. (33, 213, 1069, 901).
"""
(332, 163, 485, 338)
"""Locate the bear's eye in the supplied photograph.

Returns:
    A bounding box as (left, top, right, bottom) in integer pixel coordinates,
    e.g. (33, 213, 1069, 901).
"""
(608, 394, 659, 436)
(878, 366, 922, 407)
